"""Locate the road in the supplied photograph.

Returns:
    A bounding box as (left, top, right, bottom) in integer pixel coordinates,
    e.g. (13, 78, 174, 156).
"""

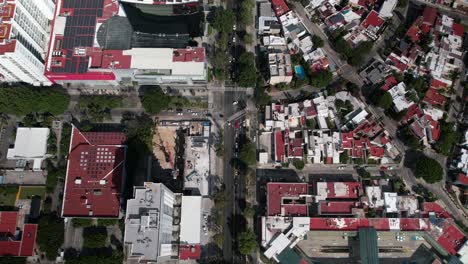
(222, 90, 248, 263)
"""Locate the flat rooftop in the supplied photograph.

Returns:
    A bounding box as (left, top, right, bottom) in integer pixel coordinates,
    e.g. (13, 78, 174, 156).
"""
(267, 182, 309, 216)
(0, 211, 37, 257)
(62, 126, 126, 218)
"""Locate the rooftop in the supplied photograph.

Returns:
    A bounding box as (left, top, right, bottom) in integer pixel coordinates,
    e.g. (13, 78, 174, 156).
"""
(180, 196, 202, 244)
(361, 10, 384, 29)
(7, 127, 50, 171)
(0, 212, 37, 257)
(267, 182, 309, 216)
(62, 126, 126, 218)
(315, 182, 360, 201)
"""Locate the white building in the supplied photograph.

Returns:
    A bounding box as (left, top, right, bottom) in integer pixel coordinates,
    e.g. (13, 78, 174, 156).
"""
(388, 82, 414, 112)
(124, 182, 175, 263)
(7, 127, 50, 171)
(379, 0, 397, 18)
(268, 47, 293, 85)
(384, 192, 398, 213)
(180, 196, 202, 245)
(0, 0, 54, 86)
(365, 186, 384, 208)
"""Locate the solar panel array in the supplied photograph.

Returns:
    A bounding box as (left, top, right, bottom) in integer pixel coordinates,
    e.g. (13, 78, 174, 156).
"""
(51, 0, 104, 73)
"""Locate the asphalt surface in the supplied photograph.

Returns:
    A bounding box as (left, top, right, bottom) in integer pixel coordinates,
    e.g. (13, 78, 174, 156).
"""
(222, 90, 248, 263)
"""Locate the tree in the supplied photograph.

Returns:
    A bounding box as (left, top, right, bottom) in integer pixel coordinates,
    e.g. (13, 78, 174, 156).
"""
(212, 48, 229, 80)
(293, 159, 305, 170)
(310, 70, 333, 87)
(243, 33, 253, 45)
(238, 229, 258, 255)
(121, 113, 155, 151)
(0, 85, 69, 116)
(340, 151, 349, 164)
(37, 213, 65, 260)
(140, 88, 169, 114)
(239, 0, 255, 26)
(83, 226, 108, 248)
(306, 118, 316, 129)
(212, 9, 235, 33)
(378, 92, 393, 110)
(312, 35, 324, 48)
(414, 155, 443, 183)
(238, 52, 257, 87)
(437, 121, 461, 156)
(78, 95, 122, 122)
(397, 0, 408, 8)
(240, 142, 256, 166)
(243, 207, 255, 218)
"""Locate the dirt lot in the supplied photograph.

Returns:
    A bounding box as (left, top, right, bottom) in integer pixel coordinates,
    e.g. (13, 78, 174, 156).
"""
(153, 125, 178, 170)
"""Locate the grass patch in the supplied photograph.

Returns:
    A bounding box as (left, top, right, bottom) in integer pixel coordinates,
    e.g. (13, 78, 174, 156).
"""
(18, 186, 46, 199)
(98, 219, 119, 226)
(72, 218, 94, 228)
(0, 186, 19, 206)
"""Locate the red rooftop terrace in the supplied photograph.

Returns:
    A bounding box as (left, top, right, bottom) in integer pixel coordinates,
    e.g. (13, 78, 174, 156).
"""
(0, 211, 37, 257)
(62, 126, 127, 218)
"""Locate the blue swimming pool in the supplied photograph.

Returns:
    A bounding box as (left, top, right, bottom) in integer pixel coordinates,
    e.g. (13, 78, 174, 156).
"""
(295, 65, 305, 80)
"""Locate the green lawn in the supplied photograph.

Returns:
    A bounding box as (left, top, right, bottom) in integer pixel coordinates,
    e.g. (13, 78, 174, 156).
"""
(0, 186, 19, 206)
(18, 186, 46, 199)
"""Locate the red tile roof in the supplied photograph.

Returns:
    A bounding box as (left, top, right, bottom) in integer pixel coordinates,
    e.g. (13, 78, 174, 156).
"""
(436, 221, 466, 255)
(309, 218, 431, 231)
(361, 10, 384, 29)
(0, 212, 37, 257)
(427, 115, 440, 141)
(173, 48, 205, 62)
(380, 76, 398, 91)
(271, 0, 289, 17)
(387, 54, 408, 72)
(423, 88, 447, 106)
(62, 126, 126, 218)
(406, 25, 421, 43)
(275, 130, 285, 162)
(423, 202, 451, 218)
(267, 183, 308, 216)
(452, 23, 464, 37)
(420, 24, 431, 34)
(457, 173, 468, 185)
(319, 201, 356, 214)
(430, 79, 449, 91)
(369, 146, 384, 158)
(179, 244, 201, 260)
(422, 7, 438, 26)
(403, 104, 423, 123)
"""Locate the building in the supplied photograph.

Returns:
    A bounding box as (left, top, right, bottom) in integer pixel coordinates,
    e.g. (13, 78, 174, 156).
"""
(378, 0, 397, 18)
(387, 82, 414, 112)
(45, 0, 206, 86)
(124, 182, 176, 263)
(0, 0, 55, 85)
(61, 126, 127, 218)
(7, 127, 49, 171)
(315, 182, 361, 202)
(268, 47, 293, 85)
(267, 182, 310, 216)
(0, 211, 37, 257)
(179, 195, 202, 261)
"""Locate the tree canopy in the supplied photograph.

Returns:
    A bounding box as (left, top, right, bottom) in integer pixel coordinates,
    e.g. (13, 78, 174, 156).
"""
(239, 0, 255, 26)
(312, 35, 324, 48)
(414, 155, 443, 183)
(140, 88, 169, 114)
(0, 85, 69, 116)
(212, 9, 235, 33)
(436, 121, 460, 156)
(238, 52, 257, 87)
(78, 95, 122, 122)
(240, 141, 256, 166)
(238, 229, 258, 255)
(293, 159, 305, 170)
(310, 70, 333, 87)
(378, 92, 393, 110)
(37, 213, 65, 260)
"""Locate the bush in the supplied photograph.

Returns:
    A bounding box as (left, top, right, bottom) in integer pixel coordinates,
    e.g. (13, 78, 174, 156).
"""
(436, 121, 460, 156)
(0, 85, 69, 116)
(98, 219, 119, 226)
(238, 52, 257, 87)
(293, 159, 305, 170)
(212, 9, 235, 33)
(243, 207, 255, 218)
(312, 35, 324, 48)
(414, 155, 443, 183)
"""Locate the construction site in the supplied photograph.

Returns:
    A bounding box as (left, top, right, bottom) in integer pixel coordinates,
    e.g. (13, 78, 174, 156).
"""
(153, 121, 211, 196)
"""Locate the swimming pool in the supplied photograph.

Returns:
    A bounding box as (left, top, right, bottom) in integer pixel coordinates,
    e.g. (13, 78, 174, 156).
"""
(295, 65, 305, 80)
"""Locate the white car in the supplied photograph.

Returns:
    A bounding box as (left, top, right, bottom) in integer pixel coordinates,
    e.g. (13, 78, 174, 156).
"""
(177, 112, 183, 116)
(192, 112, 198, 116)
(232, 101, 238, 105)
(233, 24, 237, 31)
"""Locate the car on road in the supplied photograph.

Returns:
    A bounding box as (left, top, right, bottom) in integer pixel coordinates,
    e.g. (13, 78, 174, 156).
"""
(233, 24, 236, 31)
(177, 112, 183, 116)
(187, 109, 192, 113)
(232, 101, 238, 105)
(338, 166, 345, 170)
(192, 112, 198, 116)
